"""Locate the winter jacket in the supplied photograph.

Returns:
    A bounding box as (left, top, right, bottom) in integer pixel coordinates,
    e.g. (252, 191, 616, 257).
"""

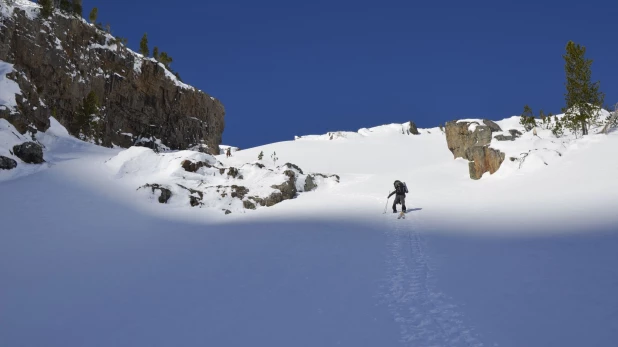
(388, 182, 408, 198)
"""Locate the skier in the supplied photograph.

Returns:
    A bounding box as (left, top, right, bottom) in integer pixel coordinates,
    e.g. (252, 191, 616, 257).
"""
(388, 180, 408, 213)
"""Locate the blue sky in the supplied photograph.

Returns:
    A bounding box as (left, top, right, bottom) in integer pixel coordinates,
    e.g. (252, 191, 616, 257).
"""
(82, 0, 618, 149)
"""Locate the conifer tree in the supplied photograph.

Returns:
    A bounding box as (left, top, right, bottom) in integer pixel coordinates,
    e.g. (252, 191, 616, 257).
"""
(561, 41, 604, 136)
(158, 51, 173, 69)
(71, 0, 82, 17)
(39, 0, 53, 18)
(59, 0, 71, 13)
(88, 7, 97, 23)
(139, 33, 149, 57)
(153, 46, 159, 60)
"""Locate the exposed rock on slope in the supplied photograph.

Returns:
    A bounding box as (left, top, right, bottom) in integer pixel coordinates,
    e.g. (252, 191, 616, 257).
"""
(0, 1, 224, 153)
(106, 147, 339, 214)
(445, 120, 505, 180)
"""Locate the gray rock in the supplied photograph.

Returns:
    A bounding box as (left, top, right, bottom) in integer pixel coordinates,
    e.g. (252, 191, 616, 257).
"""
(0, 156, 17, 170)
(0, 8, 224, 153)
(180, 160, 211, 173)
(466, 146, 506, 180)
(282, 163, 304, 174)
(242, 200, 256, 210)
(12, 142, 44, 164)
(508, 129, 523, 138)
(230, 185, 249, 200)
(140, 184, 172, 203)
(483, 119, 502, 132)
(227, 167, 240, 178)
(494, 134, 514, 141)
(408, 121, 420, 135)
(304, 175, 317, 191)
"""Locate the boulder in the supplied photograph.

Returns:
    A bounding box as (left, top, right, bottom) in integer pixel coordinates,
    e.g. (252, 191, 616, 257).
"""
(181, 160, 211, 173)
(304, 175, 317, 191)
(494, 134, 514, 141)
(0, 156, 17, 170)
(482, 119, 502, 132)
(12, 142, 44, 164)
(140, 184, 172, 203)
(509, 129, 523, 138)
(445, 121, 492, 159)
(466, 146, 506, 180)
(408, 121, 420, 135)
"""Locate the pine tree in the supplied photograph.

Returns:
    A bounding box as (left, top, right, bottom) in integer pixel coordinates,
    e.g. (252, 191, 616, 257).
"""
(153, 46, 159, 60)
(59, 0, 71, 13)
(73, 91, 99, 138)
(158, 51, 173, 69)
(561, 41, 605, 136)
(39, 0, 53, 18)
(258, 151, 263, 160)
(88, 7, 97, 23)
(71, 0, 82, 17)
(139, 33, 149, 57)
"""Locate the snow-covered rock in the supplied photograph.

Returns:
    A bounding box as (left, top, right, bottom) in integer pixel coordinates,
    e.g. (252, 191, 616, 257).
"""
(105, 146, 339, 213)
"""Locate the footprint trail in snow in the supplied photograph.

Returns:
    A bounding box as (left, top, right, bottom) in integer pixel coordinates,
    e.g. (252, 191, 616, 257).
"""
(381, 211, 485, 346)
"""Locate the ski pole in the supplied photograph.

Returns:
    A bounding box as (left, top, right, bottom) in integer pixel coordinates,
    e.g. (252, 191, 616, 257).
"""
(383, 191, 390, 214)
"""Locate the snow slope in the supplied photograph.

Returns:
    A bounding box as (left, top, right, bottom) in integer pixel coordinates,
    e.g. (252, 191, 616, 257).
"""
(1, 114, 618, 347)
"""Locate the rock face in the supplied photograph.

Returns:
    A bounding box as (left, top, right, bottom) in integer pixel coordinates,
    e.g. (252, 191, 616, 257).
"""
(466, 146, 505, 180)
(482, 119, 502, 132)
(0, 5, 224, 153)
(445, 121, 492, 159)
(445, 120, 505, 179)
(0, 155, 17, 170)
(12, 142, 44, 163)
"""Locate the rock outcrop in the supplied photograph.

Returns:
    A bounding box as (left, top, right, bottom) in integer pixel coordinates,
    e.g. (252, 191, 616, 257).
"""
(465, 146, 505, 180)
(139, 184, 172, 204)
(12, 141, 44, 163)
(0, 3, 224, 153)
(0, 155, 17, 170)
(445, 120, 505, 180)
(445, 121, 492, 159)
(494, 129, 523, 141)
(408, 121, 420, 135)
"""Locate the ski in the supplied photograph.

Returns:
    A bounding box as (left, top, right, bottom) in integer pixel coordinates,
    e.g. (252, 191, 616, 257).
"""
(397, 211, 405, 219)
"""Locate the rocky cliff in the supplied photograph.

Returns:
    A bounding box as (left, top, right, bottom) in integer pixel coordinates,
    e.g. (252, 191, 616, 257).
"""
(445, 120, 506, 180)
(0, 1, 224, 154)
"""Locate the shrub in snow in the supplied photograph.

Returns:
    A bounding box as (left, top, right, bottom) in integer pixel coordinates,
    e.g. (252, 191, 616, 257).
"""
(552, 117, 565, 138)
(519, 105, 537, 131)
(258, 151, 263, 160)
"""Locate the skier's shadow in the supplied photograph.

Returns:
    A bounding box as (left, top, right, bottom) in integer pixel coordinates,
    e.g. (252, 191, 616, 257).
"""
(404, 208, 423, 213)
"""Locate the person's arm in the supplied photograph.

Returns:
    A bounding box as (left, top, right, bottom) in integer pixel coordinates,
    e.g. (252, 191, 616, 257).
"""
(388, 191, 395, 198)
(404, 183, 408, 193)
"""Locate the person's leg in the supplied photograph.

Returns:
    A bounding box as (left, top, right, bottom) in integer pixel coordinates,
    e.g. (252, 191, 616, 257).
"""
(392, 195, 400, 212)
(401, 196, 406, 212)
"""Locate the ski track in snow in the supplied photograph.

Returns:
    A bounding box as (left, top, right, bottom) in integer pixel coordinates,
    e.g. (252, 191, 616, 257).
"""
(382, 211, 485, 347)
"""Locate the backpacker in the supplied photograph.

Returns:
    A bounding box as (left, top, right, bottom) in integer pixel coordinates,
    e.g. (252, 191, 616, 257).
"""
(394, 180, 407, 195)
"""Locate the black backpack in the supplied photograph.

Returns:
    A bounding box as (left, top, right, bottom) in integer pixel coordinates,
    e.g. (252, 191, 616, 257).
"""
(394, 180, 407, 194)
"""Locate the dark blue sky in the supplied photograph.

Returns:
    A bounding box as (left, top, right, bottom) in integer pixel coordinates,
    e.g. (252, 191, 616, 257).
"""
(82, 0, 617, 149)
